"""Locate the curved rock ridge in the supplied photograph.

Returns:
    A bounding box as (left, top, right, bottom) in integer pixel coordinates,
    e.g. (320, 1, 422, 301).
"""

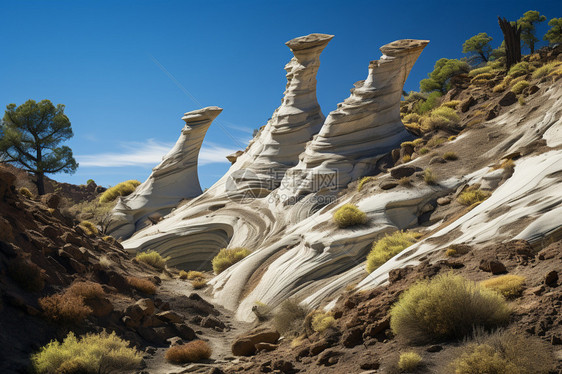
(107, 106, 222, 239)
(211, 33, 334, 198)
(277, 39, 429, 201)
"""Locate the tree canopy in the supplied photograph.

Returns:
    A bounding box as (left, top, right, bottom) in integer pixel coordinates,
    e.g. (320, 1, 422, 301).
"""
(0, 99, 78, 194)
(420, 58, 470, 94)
(462, 33, 493, 64)
(544, 18, 562, 45)
(517, 10, 547, 53)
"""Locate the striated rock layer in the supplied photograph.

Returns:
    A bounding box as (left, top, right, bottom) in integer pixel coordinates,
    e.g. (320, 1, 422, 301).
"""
(108, 106, 222, 239)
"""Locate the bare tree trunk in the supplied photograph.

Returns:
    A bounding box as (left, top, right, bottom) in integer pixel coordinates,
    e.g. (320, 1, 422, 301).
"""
(35, 172, 45, 195)
(498, 17, 522, 70)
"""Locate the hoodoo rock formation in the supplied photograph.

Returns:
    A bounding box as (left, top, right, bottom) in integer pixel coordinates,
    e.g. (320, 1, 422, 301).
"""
(108, 106, 222, 239)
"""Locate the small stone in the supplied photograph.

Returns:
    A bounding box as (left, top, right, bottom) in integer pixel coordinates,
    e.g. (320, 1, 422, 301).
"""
(136, 298, 155, 316)
(390, 166, 420, 179)
(427, 345, 443, 352)
(360, 359, 380, 370)
(499, 91, 517, 106)
(272, 359, 294, 373)
(544, 271, 558, 287)
(437, 197, 451, 205)
(342, 327, 363, 348)
(156, 310, 183, 324)
(460, 96, 476, 112)
(231, 338, 256, 356)
(380, 181, 398, 190)
(255, 342, 277, 352)
(479, 259, 507, 274)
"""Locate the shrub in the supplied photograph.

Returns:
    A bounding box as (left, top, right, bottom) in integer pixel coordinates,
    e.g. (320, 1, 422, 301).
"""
(333, 204, 367, 228)
(481, 275, 526, 298)
(212, 247, 251, 274)
(442, 100, 461, 109)
(531, 61, 561, 79)
(39, 293, 92, 324)
(99, 180, 141, 203)
(357, 176, 372, 192)
(79, 220, 99, 236)
(67, 281, 104, 300)
(448, 135, 457, 141)
(191, 278, 207, 289)
(390, 273, 510, 341)
(426, 136, 446, 148)
(423, 168, 436, 185)
(32, 331, 142, 374)
(415, 91, 442, 114)
(511, 80, 529, 94)
(507, 61, 531, 77)
(412, 138, 425, 146)
(127, 277, 156, 295)
(102, 235, 117, 244)
(86, 179, 95, 185)
(457, 189, 491, 206)
(443, 151, 458, 161)
(398, 177, 412, 187)
(273, 298, 308, 337)
(135, 250, 167, 270)
(186, 270, 205, 280)
(165, 340, 212, 364)
(471, 72, 493, 81)
(311, 312, 336, 333)
(7, 259, 44, 292)
(468, 65, 493, 77)
(402, 154, 411, 163)
(401, 141, 415, 148)
(179, 270, 188, 279)
(418, 147, 429, 155)
(398, 352, 422, 371)
(501, 159, 515, 172)
(366, 231, 420, 273)
(449, 331, 554, 374)
(19, 187, 33, 198)
(403, 113, 420, 123)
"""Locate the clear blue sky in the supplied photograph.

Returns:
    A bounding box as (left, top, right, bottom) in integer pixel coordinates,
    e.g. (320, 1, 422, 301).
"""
(1, 0, 559, 188)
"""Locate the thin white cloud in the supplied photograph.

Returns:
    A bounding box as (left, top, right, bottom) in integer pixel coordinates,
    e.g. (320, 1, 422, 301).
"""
(223, 121, 255, 135)
(76, 139, 238, 167)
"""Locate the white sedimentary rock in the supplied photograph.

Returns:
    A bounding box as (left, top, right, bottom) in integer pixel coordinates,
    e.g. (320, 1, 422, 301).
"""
(107, 106, 222, 239)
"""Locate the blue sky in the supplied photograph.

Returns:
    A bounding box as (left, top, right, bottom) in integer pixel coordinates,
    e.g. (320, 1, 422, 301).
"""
(1, 0, 559, 188)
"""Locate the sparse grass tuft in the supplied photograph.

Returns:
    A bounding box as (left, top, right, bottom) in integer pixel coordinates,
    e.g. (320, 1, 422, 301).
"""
(398, 352, 422, 371)
(32, 331, 142, 374)
(366, 231, 420, 273)
(19, 187, 33, 198)
(481, 275, 526, 298)
(398, 177, 412, 187)
(426, 136, 446, 148)
(418, 147, 430, 155)
(273, 299, 308, 337)
(507, 61, 530, 77)
(127, 277, 157, 294)
(187, 270, 205, 280)
(191, 278, 207, 289)
(423, 168, 437, 185)
(468, 65, 493, 77)
(165, 340, 212, 364)
(403, 113, 421, 123)
(102, 235, 118, 245)
(333, 204, 367, 228)
(457, 188, 491, 206)
(212, 247, 251, 274)
(443, 151, 458, 161)
(532, 61, 561, 79)
(311, 312, 336, 333)
(136, 250, 167, 270)
(99, 180, 141, 203)
(179, 270, 188, 279)
(390, 273, 510, 341)
(511, 80, 529, 94)
(79, 220, 99, 236)
(357, 176, 372, 192)
(7, 259, 44, 292)
(449, 331, 554, 374)
(442, 100, 461, 109)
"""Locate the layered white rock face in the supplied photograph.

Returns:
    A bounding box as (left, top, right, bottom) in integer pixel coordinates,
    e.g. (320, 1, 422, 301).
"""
(214, 33, 334, 198)
(278, 39, 428, 201)
(107, 106, 222, 239)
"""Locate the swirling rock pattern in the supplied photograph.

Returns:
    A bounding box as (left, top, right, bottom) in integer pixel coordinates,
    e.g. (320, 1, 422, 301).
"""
(107, 106, 222, 239)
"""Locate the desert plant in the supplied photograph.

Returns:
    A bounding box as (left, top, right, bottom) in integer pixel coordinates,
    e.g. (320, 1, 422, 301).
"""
(165, 340, 212, 364)
(99, 180, 141, 203)
(333, 204, 367, 228)
(273, 298, 308, 337)
(481, 275, 526, 298)
(531, 61, 561, 79)
(66, 281, 104, 300)
(39, 293, 92, 324)
(19, 186, 33, 198)
(311, 312, 336, 333)
(468, 65, 493, 77)
(398, 352, 422, 371)
(366, 231, 420, 273)
(212, 247, 251, 274)
(357, 176, 372, 192)
(442, 100, 461, 109)
(457, 188, 491, 206)
(186, 270, 204, 280)
(79, 220, 99, 236)
(402, 154, 411, 163)
(191, 278, 207, 289)
(423, 168, 437, 185)
(507, 61, 530, 77)
(398, 177, 412, 187)
(418, 147, 430, 155)
(179, 270, 188, 279)
(443, 151, 458, 161)
(7, 258, 44, 292)
(32, 331, 142, 374)
(127, 277, 157, 295)
(390, 273, 510, 341)
(403, 113, 421, 123)
(426, 136, 446, 148)
(449, 330, 554, 374)
(511, 80, 530, 94)
(135, 249, 167, 270)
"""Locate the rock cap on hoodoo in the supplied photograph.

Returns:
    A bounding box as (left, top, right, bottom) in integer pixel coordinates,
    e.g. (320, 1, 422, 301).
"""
(380, 39, 430, 56)
(285, 33, 334, 51)
(182, 106, 223, 123)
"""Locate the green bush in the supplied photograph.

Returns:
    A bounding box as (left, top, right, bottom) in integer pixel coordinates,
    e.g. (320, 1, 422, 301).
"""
(366, 231, 420, 273)
(510, 80, 530, 94)
(421, 106, 460, 131)
(99, 180, 141, 203)
(415, 91, 442, 114)
(398, 352, 422, 371)
(212, 247, 251, 274)
(32, 331, 142, 373)
(86, 179, 95, 185)
(468, 65, 493, 77)
(135, 250, 167, 270)
(450, 331, 554, 374)
(481, 275, 526, 298)
(333, 204, 367, 228)
(507, 61, 530, 77)
(390, 273, 510, 341)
